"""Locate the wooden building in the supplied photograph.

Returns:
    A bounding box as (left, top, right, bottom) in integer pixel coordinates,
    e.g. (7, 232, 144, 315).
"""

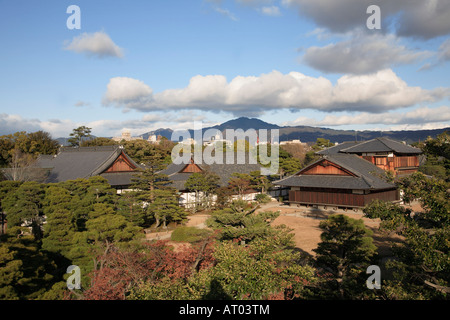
(159, 154, 263, 206)
(317, 137, 422, 176)
(274, 154, 399, 209)
(37, 145, 142, 193)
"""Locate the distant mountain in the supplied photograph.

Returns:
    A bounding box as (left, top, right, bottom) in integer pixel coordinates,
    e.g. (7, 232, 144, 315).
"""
(137, 117, 448, 144)
(55, 117, 447, 145)
(277, 126, 449, 144)
(139, 128, 174, 141)
(56, 135, 98, 146)
(211, 117, 280, 131)
(139, 117, 280, 142)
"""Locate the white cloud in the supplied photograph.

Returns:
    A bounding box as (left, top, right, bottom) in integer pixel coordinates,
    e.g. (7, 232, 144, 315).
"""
(305, 28, 332, 41)
(102, 77, 153, 110)
(419, 38, 450, 71)
(0, 114, 77, 138)
(395, 0, 450, 39)
(0, 114, 42, 135)
(74, 101, 90, 107)
(438, 38, 450, 62)
(64, 31, 124, 58)
(259, 6, 281, 16)
(283, 106, 450, 128)
(236, 0, 273, 6)
(214, 7, 238, 21)
(302, 32, 429, 74)
(283, 0, 450, 39)
(102, 69, 448, 115)
(0, 112, 212, 139)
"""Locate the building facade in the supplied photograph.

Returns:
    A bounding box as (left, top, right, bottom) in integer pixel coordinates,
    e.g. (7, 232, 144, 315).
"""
(317, 137, 422, 176)
(37, 145, 142, 193)
(274, 138, 416, 209)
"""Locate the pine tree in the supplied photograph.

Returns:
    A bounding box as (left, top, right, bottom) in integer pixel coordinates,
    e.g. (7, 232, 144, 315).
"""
(207, 200, 281, 245)
(249, 170, 271, 193)
(2, 181, 45, 239)
(147, 189, 188, 228)
(68, 126, 92, 147)
(228, 173, 251, 199)
(313, 214, 377, 299)
(131, 167, 171, 203)
(116, 190, 146, 227)
(0, 230, 59, 299)
(184, 171, 220, 212)
(41, 186, 77, 257)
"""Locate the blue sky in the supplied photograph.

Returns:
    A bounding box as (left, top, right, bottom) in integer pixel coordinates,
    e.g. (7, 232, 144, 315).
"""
(0, 0, 449, 138)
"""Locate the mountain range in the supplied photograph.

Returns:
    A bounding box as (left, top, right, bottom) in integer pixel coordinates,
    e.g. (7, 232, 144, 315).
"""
(56, 117, 448, 145)
(139, 117, 449, 144)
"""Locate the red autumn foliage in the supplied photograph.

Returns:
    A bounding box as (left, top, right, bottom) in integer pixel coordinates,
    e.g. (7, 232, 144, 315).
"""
(80, 239, 216, 300)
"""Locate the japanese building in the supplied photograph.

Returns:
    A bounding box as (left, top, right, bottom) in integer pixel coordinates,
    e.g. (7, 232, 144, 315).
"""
(274, 137, 421, 209)
(316, 137, 422, 176)
(37, 145, 142, 193)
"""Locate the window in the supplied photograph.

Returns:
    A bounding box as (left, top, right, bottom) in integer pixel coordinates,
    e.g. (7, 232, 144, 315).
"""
(375, 157, 387, 165)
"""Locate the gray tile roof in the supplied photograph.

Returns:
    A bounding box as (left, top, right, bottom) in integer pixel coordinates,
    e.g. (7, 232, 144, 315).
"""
(100, 172, 138, 187)
(159, 153, 263, 191)
(274, 154, 396, 190)
(315, 141, 361, 155)
(339, 137, 422, 154)
(36, 146, 142, 185)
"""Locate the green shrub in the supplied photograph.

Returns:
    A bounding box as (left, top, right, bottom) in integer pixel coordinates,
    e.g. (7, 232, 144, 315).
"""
(255, 193, 271, 204)
(170, 226, 211, 243)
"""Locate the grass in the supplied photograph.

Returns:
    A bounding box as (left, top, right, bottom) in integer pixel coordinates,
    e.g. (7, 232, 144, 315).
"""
(170, 226, 212, 243)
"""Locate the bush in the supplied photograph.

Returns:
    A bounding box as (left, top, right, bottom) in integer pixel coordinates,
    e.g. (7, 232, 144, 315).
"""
(255, 193, 271, 204)
(418, 164, 447, 181)
(170, 226, 211, 243)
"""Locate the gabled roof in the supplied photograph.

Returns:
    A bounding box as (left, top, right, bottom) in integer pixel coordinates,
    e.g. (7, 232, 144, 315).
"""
(36, 146, 142, 184)
(159, 153, 262, 191)
(100, 172, 138, 187)
(339, 137, 422, 154)
(315, 141, 360, 155)
(274, 154, 395, 190)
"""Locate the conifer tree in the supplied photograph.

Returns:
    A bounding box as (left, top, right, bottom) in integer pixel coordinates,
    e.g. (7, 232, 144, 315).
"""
(147, 189, 188, 228)
(184, 171, 220, 212)
(313, 214, 377, 299)
(207, 200, 282, 245)
(41, 186, 77, 257)
(2, 181, 45, 239)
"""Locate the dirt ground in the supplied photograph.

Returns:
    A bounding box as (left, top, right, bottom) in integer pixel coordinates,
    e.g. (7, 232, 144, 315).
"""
(146, 200, 416, 258)
(261, 201, 407, 257)
(145, 213, 209, 240)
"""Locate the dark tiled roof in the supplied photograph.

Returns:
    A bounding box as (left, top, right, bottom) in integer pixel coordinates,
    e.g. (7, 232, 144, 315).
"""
(339, 137, 421, 154)
(275, 175, 376, 190)
(274, 154, 395, 190)
(36, 146, 142, 185)
(100, 172, 138, 187)
(159, 153, 262, 191)
(316, 141, 360, 155)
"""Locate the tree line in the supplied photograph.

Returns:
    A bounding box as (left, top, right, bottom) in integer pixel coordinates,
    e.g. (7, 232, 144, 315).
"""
(1, 169, 448, 300)
(0, 128, 448, 300)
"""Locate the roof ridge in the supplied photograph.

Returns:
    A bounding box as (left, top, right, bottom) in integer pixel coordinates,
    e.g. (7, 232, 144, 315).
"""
(89, 148, 122, 177)
(376, 137, 394, 150)
(339, 139, 371, 152)
(324, 154, 361, 177)
(60, 145, 120, 153)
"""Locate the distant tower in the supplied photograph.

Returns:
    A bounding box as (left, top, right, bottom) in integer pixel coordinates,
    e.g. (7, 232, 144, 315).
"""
(122, 131, 131, 140)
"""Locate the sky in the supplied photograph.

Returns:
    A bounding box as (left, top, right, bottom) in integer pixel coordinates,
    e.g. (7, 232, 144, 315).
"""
(0, 0, 449, 139)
